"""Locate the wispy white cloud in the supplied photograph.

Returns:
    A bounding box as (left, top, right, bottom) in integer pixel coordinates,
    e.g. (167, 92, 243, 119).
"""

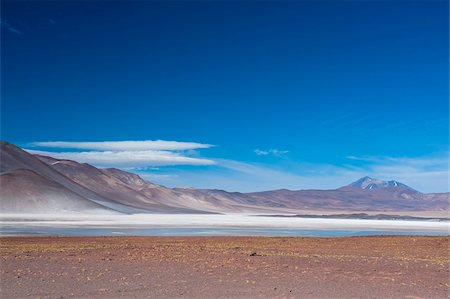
(7, 26, 22, 35)
(254, 149, 289, 157)
(30, 140, 213, 151)
(27, 149, 215, 167)
(254, 149, 269, 156)
(1, 21, 22, 35)
(139, 159, 357, 192)
(346, 154, 448, 169)
(344, 153, 449, 193)
(140, 152, 449, 193)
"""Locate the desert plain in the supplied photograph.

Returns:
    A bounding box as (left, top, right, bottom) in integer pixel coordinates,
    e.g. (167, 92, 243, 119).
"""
(0, 236, 449, 299)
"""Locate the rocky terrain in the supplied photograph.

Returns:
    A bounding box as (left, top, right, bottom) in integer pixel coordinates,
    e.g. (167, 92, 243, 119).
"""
(0, 236, 448, 298)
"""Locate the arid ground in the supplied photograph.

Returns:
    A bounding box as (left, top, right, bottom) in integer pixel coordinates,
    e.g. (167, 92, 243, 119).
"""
(0, 236, 449, 298)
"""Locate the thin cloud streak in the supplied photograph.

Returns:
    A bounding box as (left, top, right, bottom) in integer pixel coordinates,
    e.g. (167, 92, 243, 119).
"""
(1, 21, 23, 35)
(255, 149, 289, 157)
(26, 149, 215, 167)
(142, 153, 449, 193)
(30, 140, 213, 151)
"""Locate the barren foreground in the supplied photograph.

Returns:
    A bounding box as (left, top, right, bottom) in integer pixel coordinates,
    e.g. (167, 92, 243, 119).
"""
(0, 236, 449, 298)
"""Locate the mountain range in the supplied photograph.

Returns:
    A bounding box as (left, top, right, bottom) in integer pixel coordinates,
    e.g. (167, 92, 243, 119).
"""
(0, 141, 448, 214)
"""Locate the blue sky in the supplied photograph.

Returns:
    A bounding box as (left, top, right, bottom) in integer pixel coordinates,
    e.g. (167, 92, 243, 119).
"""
(2, 0, 448, 192)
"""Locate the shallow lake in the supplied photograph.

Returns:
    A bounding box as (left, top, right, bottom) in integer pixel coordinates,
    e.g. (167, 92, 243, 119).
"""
(1, 225, 449, 237)
(1, 213, 448, 237)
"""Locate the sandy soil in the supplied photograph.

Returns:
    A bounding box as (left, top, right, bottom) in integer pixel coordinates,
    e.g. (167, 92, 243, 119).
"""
(0, 236, 449, 298)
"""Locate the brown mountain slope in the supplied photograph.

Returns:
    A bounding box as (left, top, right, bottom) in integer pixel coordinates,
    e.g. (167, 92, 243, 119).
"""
(243, 186, 449, 211)
(0, 169, 114, 214)
(0, 142, 205, 214)
(35, 155, 237, 213)
(35, 155, 193, 213)
(0, 142, 126, 209)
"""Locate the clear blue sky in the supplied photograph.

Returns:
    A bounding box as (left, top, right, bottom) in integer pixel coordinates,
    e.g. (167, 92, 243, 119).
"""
(2, 0, 449, 192)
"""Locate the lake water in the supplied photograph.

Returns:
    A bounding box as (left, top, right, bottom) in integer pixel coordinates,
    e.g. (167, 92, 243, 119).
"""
(1, 225, 449, 237)
(1, 213, 448, 237)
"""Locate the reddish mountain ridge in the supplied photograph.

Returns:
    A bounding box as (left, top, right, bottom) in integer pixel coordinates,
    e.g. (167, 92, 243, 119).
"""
(0, 141, 448, 214)
(0, 142, 239, 214)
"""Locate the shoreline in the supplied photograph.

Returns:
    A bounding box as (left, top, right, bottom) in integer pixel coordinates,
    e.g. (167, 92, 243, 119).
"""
(1, 213, 449, 234)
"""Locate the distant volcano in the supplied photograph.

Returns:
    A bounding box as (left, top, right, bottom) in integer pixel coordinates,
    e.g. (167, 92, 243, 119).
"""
(349, 176, 416, 191)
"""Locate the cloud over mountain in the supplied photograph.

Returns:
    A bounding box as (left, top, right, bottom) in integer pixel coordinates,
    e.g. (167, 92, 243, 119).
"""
(26, 140, 215, 168)
(30, 140, 213, 151)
